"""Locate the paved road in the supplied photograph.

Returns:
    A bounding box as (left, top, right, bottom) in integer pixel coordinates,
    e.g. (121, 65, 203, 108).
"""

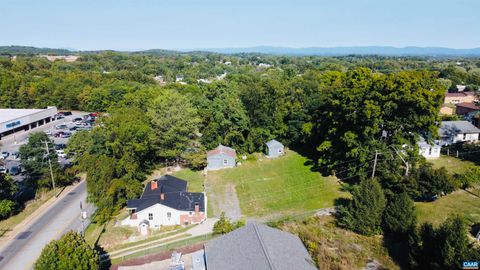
(0, 181, 95, 270)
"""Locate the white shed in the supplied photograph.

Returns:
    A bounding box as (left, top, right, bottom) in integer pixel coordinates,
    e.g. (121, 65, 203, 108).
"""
(265, 139, 284, 158)
(418, 138, 441, 159)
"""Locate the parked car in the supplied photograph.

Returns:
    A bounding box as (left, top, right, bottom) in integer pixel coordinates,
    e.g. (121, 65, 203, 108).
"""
(55, 143, 67, 150)
(56, 150, 67, 158)
(54, 113, 65, 120)
(12, 152, 20, 160)
(0, 166, 6, 174)
(55, 124, 68, 130)
(62, 111, 73, 116)
(9, 166, 21, 176)
(1, 152, 9, 159)
(60, 132, 72, 138)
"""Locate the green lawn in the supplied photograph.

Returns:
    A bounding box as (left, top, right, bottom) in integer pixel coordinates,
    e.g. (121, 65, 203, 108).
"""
(428, 155, 475, 175)
(416, 187, 480, 226)
(172, 169, 204, 192)
(177, 151, 347, 217)
(416, 156, 480, 226)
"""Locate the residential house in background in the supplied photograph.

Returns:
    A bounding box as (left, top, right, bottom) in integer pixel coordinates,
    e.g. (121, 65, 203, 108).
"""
(439, 121, 480, 145)
(418, 137, 441, 159)
(121, 175, 206, 229)
(192, 222, 317, 270)
(206, 144, 236, 170)
(456, 102, 480, 116)
(265, 139, 285, 158)
(444, 92, 475, 104)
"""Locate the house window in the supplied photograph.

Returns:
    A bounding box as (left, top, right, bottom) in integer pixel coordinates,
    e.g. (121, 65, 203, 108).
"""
(278, 148, 282, 153)
(189, 211, 193, 216)
(463, 133, 467, 140)
(167, 212, 171, 219)
(223, 159, 228, 165)
(148, 213, 153, 220)
(428, 147, 432, 155)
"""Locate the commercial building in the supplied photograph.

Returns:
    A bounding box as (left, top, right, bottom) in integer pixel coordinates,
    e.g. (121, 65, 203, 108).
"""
(0, 107, 58, 140)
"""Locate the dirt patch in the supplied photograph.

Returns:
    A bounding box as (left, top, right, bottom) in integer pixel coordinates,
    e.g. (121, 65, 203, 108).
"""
(111, 243, 204, 270)
(208, 183, 242, 220)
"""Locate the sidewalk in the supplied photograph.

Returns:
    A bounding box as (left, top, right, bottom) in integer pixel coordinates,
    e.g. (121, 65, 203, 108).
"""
(0, 179, 85, 251)
(107, 218, 217, 260)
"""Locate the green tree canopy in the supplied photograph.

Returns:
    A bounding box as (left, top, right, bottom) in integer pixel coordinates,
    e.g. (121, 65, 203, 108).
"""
(339, 177, 386, 236)
(35, 231, 100, 270)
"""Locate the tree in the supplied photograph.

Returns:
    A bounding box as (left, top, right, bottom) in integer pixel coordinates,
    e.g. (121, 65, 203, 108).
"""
(415, 163, 454, 200)
(409, 216, 479, 270)
(382, 192, 416, 237)
(213, 212, 244, 235)
(35, 231, 100, 270)
(19, 132, 60, 189)
(0, 173, 17, 218)
(147, 90, 201, 160)
(338, 177, 386, 236)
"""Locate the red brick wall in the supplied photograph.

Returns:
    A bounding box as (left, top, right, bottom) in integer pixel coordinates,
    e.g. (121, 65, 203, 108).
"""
(180, 212, 205, 225)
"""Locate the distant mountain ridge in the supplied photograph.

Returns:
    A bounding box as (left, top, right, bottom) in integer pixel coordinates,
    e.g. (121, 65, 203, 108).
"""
(1, 45, 480, 56)
(188, 46, 480, 56)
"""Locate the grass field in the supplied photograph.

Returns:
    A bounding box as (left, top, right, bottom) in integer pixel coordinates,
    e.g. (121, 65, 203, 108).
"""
(416, 187, 480, 226)
(176, 150, 347, 218)
(416, 156, 480, 226)
(428, 155, 475, 175)
(172, 169, 204, 192)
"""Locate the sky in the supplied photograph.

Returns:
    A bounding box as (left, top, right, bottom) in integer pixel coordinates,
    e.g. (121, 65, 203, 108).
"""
(0, 0, 479, 51)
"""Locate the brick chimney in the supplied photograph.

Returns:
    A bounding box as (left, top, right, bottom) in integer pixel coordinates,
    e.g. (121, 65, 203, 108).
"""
(160, 185, 165, 200)
(151, 181, 157, 190)
(194, 202, 199, 213)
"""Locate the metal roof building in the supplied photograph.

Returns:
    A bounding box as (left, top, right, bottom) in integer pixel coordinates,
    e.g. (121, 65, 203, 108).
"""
(0, 107, 57, 140)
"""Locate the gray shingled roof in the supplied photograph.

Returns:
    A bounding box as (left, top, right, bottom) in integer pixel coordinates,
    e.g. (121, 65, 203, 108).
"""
(205, 222, 317, 270)
(440, 121, 480, 136)
(266, 139, 284, 148)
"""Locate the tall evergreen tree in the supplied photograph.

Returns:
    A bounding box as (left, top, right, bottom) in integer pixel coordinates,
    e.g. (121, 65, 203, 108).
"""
(339, 177, 386, 236)
(382, 192, 416, 237)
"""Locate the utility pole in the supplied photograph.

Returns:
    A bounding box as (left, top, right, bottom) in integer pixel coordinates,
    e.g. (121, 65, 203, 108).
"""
(371, 150, 379, 179)
(80, 201, 87, 236)
(43, 140, 56, 190)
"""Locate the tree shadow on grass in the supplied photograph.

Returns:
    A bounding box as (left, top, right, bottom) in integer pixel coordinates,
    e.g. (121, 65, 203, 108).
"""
(289, 144, 322, 172)
(382, 234, 410, 269)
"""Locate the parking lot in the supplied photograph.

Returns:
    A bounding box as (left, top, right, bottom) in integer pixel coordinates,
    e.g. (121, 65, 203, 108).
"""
(0, 111, 96, 182)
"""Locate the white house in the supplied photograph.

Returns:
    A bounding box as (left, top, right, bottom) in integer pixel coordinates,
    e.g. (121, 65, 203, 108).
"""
(418, 137, 441, 159)
(121, 175, 206, 229)
(439, 121, 480, 146)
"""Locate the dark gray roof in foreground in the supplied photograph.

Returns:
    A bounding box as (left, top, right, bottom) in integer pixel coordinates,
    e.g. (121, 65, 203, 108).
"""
(205, 222, 317, 270)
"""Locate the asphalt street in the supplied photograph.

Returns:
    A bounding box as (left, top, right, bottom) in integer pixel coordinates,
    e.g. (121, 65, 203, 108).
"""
(0, 111, 95, 270)
(0, 181, 95, 270)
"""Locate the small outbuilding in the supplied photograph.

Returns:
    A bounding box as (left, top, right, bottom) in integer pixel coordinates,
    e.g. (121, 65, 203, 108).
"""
(265, 139, 284, 158)
(418, 137, 441, 159)
(206, 144, 237, 170)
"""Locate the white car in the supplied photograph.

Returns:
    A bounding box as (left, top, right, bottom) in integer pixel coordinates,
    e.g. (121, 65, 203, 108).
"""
(56, 150, 67, 159)
(0, 166, 6, 174)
